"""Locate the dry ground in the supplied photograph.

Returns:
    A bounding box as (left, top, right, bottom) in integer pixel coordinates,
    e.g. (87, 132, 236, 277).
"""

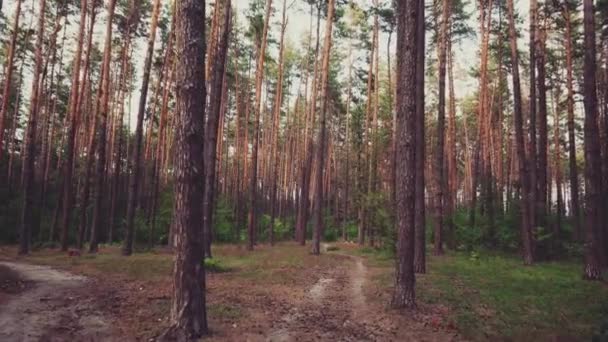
(0, 243, 460, 341)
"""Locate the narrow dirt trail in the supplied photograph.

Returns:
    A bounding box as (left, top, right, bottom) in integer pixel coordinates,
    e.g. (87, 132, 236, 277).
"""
(267, 249, 390, 341)
(266, 246, 462, 342)
(0, 261, 116, 342)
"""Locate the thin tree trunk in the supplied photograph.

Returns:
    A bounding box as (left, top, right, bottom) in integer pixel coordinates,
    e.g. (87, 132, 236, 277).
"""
(528, 0, 538, 231)
(562, 3, 581, 241)
(413, 0, 426, 274)
(269, 0, 287, 247)
(247, 0, 272, 251)
(0, 0, 22, 159)
(536, 19, 548, 232)
(507, 0, 534, 265)
(19, 0, 46, 255)
(89, 0, 118, 253)
(76, 7, 99, 249)
(433, 0, 451, 255)
(312, 0, 335, 256)
(203, 0, 231, 257)
(581, 0, 602, 280)
(123, 0, 162, 255)
(59, 0, 88, 251)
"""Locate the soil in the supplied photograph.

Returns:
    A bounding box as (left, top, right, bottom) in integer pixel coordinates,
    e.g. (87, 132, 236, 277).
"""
(0, 264, 34, 304)
(0, 244, 461, 341)
(0, 262, 117, 342)
(264, 250, 460, 342)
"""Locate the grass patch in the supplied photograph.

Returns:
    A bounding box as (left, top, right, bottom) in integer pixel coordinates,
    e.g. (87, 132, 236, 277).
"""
(352, 246, 608, 341)
(203, 258, 231, 273)
(208, 303, 242, 320)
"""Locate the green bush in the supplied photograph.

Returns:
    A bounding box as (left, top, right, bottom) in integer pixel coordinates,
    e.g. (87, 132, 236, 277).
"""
(203, 258, 231, 273)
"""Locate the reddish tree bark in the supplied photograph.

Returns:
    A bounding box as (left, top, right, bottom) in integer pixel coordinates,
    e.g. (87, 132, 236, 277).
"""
(507, 0, 534, 265)
(391, 0, 420, 309)
(159, 0, 208, 337)
(123, 0, 162, 255)
(581, 0, 602, 280)
(312, 0, 335, 256)
(203, 0, 231, 257)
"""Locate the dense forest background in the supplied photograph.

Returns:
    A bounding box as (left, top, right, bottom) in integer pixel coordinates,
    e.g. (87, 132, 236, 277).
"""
(0, 0, 607, 300)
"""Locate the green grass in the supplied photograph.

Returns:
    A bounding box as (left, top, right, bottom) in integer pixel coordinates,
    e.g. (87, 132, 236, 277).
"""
(26, 248, 173, 281)
(208, 303, 242, 320)
(357, 247, 608, 341)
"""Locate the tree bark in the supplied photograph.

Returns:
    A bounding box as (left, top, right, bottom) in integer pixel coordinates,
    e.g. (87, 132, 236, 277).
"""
(312, 0, 335, 256)
(562, 3, 581, 241)
(123, 0, 162, 256)
(581, 0, 602, 280)
(413, 0, 426, 274)
(89, 0, 118, 253)
(19, 0, 46, 255)
(159, 0, 208, 337)
(269, 0, 288, 247)
(536, 19, 548, 232)
(433, 0, 451, 255)
(528, 0, 538, 231)
(507, 0, 534, 265)
(0, 0, 22, 160)
(247, 0, 272, 251)
(59, 0, 88, 251)
(391, 0, 420, 309)
(203, 0, 231, 257)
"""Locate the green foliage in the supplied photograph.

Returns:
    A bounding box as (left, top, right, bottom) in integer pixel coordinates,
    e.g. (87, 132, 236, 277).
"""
(202, 258, 231, 273)
(214, 198, 237, 243)
(259, 213, 293, 242)
(343, 220, 358, 241)
(357, 247, 608, 340)
(424, 252, 608, 340)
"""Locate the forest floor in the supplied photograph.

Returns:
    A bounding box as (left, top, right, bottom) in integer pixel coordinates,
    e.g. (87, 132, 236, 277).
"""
(0, 242, 606, 341)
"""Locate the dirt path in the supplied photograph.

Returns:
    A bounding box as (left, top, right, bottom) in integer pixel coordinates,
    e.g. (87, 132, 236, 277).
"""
(266, 246, 461, 342)
(0, 261, 116, 342)
(267, 250, 390, 341)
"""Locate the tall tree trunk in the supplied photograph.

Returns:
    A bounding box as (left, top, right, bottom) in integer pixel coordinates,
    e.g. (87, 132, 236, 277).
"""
(581, 0, 602, 280)
(413, 0, 426, 274)
(89, 0, 118, 253)
(536, 19, 548, 233)
(269, 0, 287, 247)
(311, 0, 335, 256)
(18, 0, 46, 254)
(562, 3, 581, 241)
(528, 0, 538, 231)
(0, 0, 22, 160)
(433, 0, 451, 255)
(19, 0, 46, 255)
(76, 7, 99, 249)
(247, 0, 272, 251)
(507, 0, 534, 265)
(296, 5, 319, 246)
(159, 0, 208, 337)
(203, 0, 231, 257)
(108, 23, 134, 244)
(123, 0, 162, 255)
(59, 0, 88, 251)
(446, 40, 457, 249)
(391, 0, 420, 309)
(552, 84, 563, 252)
(344, 43, 353, 241)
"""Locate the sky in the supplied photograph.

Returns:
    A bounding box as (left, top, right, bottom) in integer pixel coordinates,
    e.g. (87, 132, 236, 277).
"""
(1, 0, 534, 131)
